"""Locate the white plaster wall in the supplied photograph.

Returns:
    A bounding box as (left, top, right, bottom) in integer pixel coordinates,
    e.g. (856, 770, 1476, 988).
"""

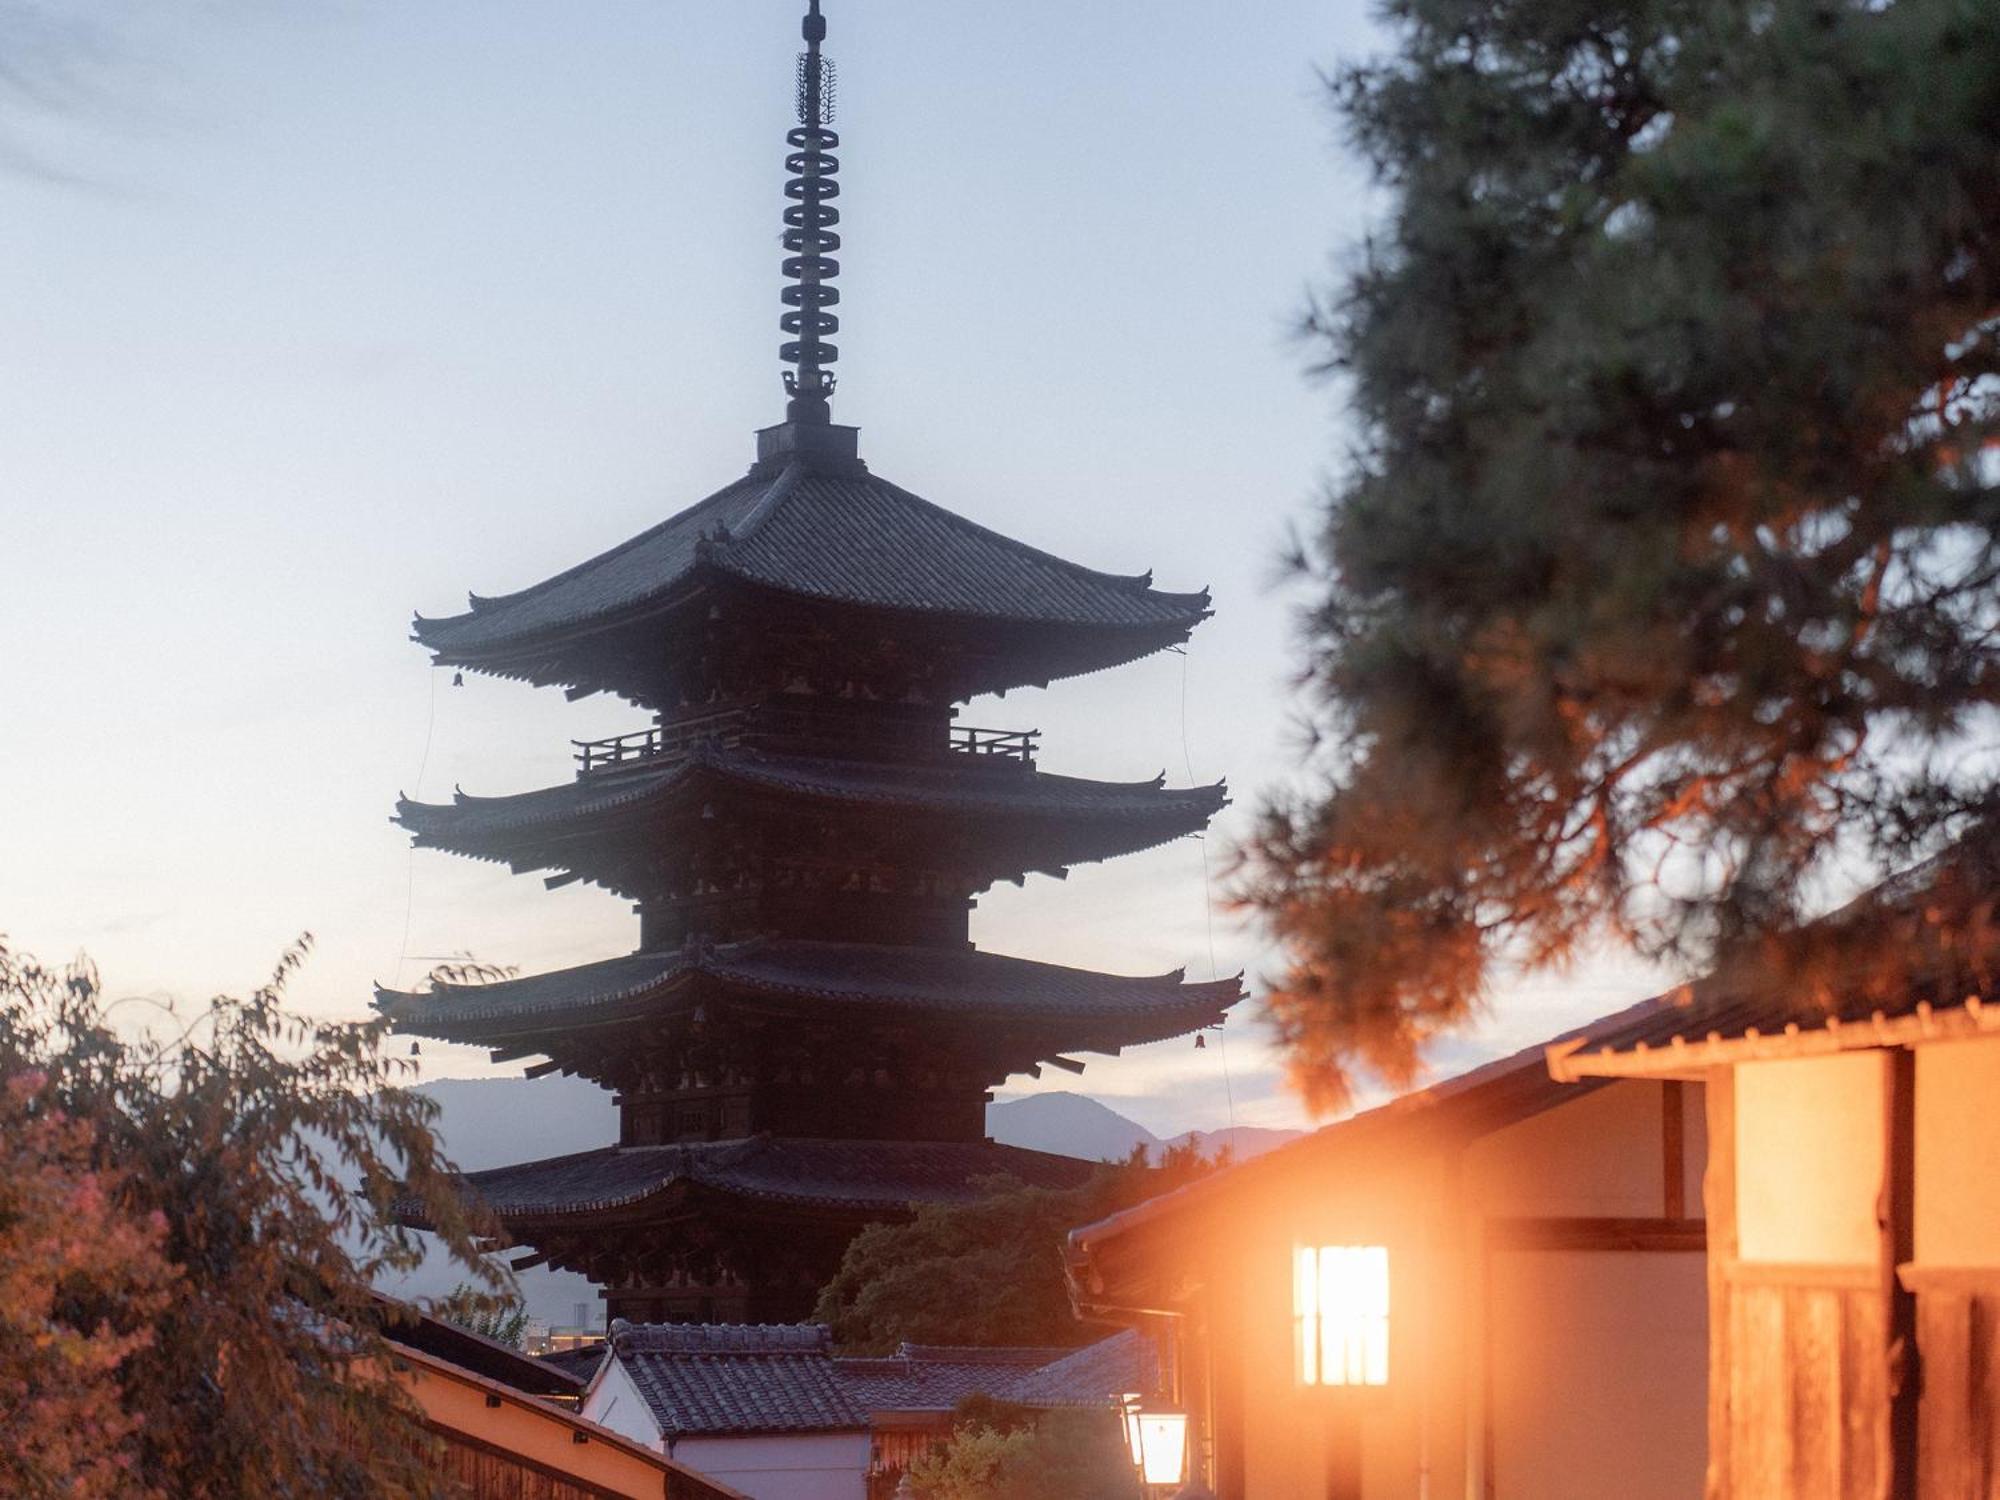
(1917, 1034, 2000, 1267)
(1736, 1052, 1884, 1264)
(1486, 1249, 1708, 1500)
(580, 1359, 662, 1450)
(580, 1362, 868, 1500)
(1464, 1080, 1701, 1220)
(669, 1433, 870, 1500)
(1231, 1212, 1446, 1500)
(1210, 1082, 1712, 1497)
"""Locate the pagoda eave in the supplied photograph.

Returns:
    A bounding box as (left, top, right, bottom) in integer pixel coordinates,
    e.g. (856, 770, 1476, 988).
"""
(397, 1136, 1100, 1233)
(376, 939, 1242, 1060)
(412, 461, 1212, 706)
(393, 751, 1226, 893)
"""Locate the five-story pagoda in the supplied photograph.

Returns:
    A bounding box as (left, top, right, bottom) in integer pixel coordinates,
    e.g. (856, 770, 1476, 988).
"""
(379, 1, 1240, 1326)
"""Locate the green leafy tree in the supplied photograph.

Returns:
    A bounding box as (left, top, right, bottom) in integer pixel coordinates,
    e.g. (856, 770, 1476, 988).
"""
(0, 938, 501, 1497)
(814, 1147, 1213, 1353)
(1247, 0, 2000, 1110)
(907, 1423, 1035, 1500)
(434, 1281, 531, 1348)
(907, 1408, 1141, 1500)
(980, 1409, 1144, 1500)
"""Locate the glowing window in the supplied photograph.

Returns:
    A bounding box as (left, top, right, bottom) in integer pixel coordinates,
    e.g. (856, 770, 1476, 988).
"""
(1295, 1244, 1389, 1386)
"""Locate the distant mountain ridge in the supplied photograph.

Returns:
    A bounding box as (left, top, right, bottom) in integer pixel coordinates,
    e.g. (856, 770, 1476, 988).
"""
(413, 1077, 1301, 1172)
(388, 1078, 1301, 1324)
(985, 1091, 1302, 1164)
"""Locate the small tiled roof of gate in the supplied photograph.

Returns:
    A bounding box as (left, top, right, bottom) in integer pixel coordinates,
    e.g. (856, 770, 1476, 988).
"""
(423, 1136, 1097, 1221)
(608, 1322, 867, 1436)
(376, 938, 1242, 1039)
(394, 746, 1225, 845)
(835, 1344, 1072, 1413)
(413, 464, 1211, 660)
(995, 1330, 1156, 1408)
(602, 1325, 1138, 1437)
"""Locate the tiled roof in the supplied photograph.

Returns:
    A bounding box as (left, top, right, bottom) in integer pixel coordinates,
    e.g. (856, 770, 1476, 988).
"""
(994, 1330, 1156, 1408)
(419, 1136, 1098, 1222)
(378, 1301, 584, 1399)
(608, 1321, 867, 1436)
(377, 938, 1242, 1046)
(535, 1343, 609, 1384)
(414, 463, 1210, 661)
(604, 1324, 1141, 1437)
(835, 1344, 1070, 1414)
(1552, 836, 2000, 1077)
(394, 746, 1224, 871)
(621, 1323, 833, 1355)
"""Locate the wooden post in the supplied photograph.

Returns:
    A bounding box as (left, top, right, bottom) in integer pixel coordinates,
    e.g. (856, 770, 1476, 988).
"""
(1664, 1079, 1687, 1220)
(1480, 1229, 1497, 1500)
(1211, 1276, 1247, 1500)
(1324, 1400, 1363, 1500)
(1885, 1049, 1917, 1500)
(1705, 1068, 1737, 1500)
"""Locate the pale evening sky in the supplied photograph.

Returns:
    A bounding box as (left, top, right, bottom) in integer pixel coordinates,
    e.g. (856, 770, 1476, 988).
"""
(0, 0, 1661, 1136)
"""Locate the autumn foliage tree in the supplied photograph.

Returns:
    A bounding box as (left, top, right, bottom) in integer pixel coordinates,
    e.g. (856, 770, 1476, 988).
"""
(0, 939, 500, 1497)
(1246, 0, 2000, 1110)
(0, 1071, 174, 1500)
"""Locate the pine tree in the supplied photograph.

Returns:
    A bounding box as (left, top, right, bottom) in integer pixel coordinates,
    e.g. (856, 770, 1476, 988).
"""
(1246, 0, 2000, 1110)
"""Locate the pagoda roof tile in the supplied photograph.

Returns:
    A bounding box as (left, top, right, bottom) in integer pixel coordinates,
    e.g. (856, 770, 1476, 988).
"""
(412, 464, 1210, 664)
(377, 939, 1242, 1045)
(430, 1136, 1096, 1221)
(394, 745, 1224, 851)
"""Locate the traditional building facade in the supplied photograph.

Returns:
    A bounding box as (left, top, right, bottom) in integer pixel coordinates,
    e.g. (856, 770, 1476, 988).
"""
(1550, 839, 2000, 1500)
(379, 0, 1238, 1326)
(1065, 1003, 1713, 1499)
(580, 1322, 1145, 1500)
(378, 1307, 741, 1499)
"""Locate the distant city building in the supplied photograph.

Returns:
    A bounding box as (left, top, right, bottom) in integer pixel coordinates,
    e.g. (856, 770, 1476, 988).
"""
(379, 0, 1240, 1327)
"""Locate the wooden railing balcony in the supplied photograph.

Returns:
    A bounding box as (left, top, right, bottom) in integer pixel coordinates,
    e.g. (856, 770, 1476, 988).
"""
(574, 712, 1040, 776)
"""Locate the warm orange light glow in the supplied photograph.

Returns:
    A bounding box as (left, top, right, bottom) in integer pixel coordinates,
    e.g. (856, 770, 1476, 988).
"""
(1119, 1392, 1144, 1467)
(1295, 1244, 1390, 1386)
(1137, 1409, 1187, 1485)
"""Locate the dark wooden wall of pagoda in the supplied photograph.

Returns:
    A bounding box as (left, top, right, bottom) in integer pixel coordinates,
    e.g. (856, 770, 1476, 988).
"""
(595, 1012, 994, 1146)
(530, 1210, 854, 1326)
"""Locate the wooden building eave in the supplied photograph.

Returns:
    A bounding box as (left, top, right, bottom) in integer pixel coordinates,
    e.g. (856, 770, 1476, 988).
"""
(1549, 993, 2000, 1081)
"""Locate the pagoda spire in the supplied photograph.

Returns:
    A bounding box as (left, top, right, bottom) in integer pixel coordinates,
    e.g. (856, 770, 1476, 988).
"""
(781, 0, 841, 425)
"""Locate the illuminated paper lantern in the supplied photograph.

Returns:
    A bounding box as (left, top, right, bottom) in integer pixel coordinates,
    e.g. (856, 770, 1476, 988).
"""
(1137, 1407, 1188, 1485)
